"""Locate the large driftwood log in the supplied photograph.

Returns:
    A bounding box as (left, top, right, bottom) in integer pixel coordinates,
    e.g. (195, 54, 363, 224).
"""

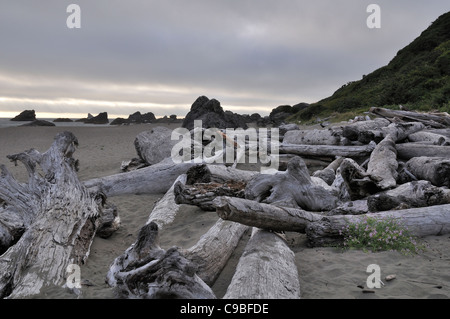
(408, 131, 450, 146)
(283, 128, 341, 145)
(106, 222, 216, 299)
(355, 122, 425, 144)
(395, 143, 450, 160)
(83, 158, 196, 196)
(214, 197, 450, 247)
(214, 196, 322, 233)
(367, 180, 450, 212)
(398, 156, 450, 187)
(146, 174, 186, 228)
(306, 204, 450, 247)
(223, 227, 300, 299)
(0, 132, 108, 298)
(342, 118, 391, 141)
(279, 141, 376, 158)
(244, 156, 338, 211)
(370, 107, 450, 128)
(183, 219, 249, 286)
(366, 134, 398, 190)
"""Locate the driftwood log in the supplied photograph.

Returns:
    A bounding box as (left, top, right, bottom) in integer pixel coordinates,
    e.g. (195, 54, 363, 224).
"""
(282, 128, 342, 145)
(342, 118, 391, 142)
(214, 196, 322, 233)
(399, 156, 450, 187)
(367, 180, 450, 212)
(106, 222, 216, 299)
(214, 197, 450, 247)
(223, 227, 300, 299)
(370, 107, 450, 128)
(279, 141, 376, 158)
(395, 143, 450, 160)
(306, 203, 450, 247)
(0, 132, 113, 298)
(183, 219, 249, 286)
(366, 134, 398, 190)
(83, 158, 196, 196)
(244, 156, 338, 211)
(408, 131, 450, 146)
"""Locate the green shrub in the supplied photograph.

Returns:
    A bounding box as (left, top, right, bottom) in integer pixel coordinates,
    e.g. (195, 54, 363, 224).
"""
(340, 215, 426, 255)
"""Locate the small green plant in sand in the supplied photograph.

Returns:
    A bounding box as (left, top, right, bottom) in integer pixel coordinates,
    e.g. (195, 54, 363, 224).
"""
(340, 215, 426, 255)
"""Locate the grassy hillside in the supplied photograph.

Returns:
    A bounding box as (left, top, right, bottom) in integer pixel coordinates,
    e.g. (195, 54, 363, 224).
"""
(289, 11, 450, 123)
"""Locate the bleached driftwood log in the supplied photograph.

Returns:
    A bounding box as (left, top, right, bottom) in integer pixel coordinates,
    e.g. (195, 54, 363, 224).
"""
(213, 196, 322, 233)
(370, 107, 450, 128)
(398, 156, 450, 187)
(146, 174, 186, 228)
(0, 132, 109, 298)
(223, 227, 300, 299)
(342, 118, 391, 142)
(408, 131, 450, 146)
(395, 143, 450, 160)
(83, 158, 196, 196)
(283, 128, 341, 145)
(306, 204, 450, 247)
(355, 122, 425, 144)
(106, 222, 216, 299)
(367, 180, 450, 212)
(214, 197, 450, 247)
(366, 134, 398, 190)
(244, 156, 338, 211)
(279, 141, 376, 158)
(183, 219, 249, 286)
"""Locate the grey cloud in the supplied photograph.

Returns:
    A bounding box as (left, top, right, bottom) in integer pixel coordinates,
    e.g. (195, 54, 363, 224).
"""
(0, 1, 449, 118)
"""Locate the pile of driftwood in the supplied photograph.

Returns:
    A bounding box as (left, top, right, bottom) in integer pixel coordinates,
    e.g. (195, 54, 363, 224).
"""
(0, 107, 449, 299)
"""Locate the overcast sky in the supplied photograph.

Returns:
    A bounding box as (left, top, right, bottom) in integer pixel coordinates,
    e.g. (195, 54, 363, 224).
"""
(0, 1, 448, 118)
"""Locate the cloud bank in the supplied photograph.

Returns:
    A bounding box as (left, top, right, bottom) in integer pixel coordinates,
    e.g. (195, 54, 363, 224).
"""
(0, 0, 448, 118)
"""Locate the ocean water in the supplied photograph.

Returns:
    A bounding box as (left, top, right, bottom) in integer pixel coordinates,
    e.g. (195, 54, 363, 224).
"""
(0, 118, 111, 128)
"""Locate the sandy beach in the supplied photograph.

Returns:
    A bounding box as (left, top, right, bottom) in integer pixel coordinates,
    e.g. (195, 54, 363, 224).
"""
(0, 123, 449, 299)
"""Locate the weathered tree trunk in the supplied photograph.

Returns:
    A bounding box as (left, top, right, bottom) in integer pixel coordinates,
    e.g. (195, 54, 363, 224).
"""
(283, 128, 342, 145)
(339, 158, 380, 200)
(146, 174, 186, 228)
(0, 206, 25, 255)
(106, 222, 216, 299)
(367, 180, 450, 212)
(366, 134, 398, 190)
(174, 180, 246, 211)
(306, 204, 450, 247)
(370, 107, 450, 128)
(83, 158, 196, 196)
(0, 132, 107, 298)
(408, 131, 450, 146)
(244, 156, 338, 211)
(183, 219, 249, 286)
(223, 227, 300, 299)
(398, 156, 450, 187)
(279, 141, 376, 158)
(395, 143, 450, 160)
(342, 118, 391, 141)
(213, 196, 322, 233)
